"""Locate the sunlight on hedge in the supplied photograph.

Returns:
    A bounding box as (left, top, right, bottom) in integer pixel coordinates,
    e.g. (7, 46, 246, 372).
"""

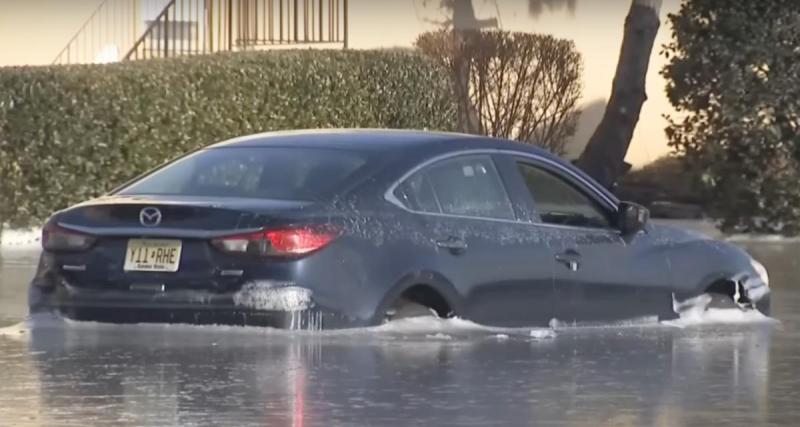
(0, 50, 457, 226)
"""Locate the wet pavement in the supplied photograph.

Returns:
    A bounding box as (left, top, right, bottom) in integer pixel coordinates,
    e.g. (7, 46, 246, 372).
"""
(0, 240, 798, 427)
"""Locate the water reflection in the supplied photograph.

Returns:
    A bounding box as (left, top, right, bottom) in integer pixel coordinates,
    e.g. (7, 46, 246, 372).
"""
(1, 239, 798, 426)
(11, 322, 774, 427)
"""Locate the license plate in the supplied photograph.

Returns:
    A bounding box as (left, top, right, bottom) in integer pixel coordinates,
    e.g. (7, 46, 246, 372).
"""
(124, 239, 182, 272)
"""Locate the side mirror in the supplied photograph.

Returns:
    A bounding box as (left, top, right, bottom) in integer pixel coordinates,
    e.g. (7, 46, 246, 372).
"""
(618, 201, 649, 235)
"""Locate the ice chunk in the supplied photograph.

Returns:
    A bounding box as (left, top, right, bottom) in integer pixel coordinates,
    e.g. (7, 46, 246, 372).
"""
(0, 312, 68, 341)
(672, 293, 713, 318)
(232, 282, 313, 311)
(425, 333, 453, 340)
(665, 293, 778, 328)
(374, 316, 487, 333)
(529, 329, 557, 339)
(0, 322, 28, 339)
(663, 308, 776, 327)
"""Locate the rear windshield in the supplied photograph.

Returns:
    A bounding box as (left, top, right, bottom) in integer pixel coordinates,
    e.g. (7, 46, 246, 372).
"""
(117, 147, 368, 200)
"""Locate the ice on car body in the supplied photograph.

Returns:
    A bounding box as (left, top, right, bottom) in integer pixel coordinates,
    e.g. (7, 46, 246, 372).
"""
(232, 281, 313, 312)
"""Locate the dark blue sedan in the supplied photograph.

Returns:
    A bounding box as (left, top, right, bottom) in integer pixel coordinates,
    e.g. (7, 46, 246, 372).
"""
(29, 130, 771, 329)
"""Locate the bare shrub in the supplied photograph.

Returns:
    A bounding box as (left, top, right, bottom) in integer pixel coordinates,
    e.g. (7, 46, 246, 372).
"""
(417, 30, 583, 155)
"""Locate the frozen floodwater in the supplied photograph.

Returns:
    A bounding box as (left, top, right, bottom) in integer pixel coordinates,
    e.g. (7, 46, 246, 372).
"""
(0, 239, 799, 426)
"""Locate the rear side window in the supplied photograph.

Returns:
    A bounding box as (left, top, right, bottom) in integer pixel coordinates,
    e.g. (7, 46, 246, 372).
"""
(118, 147, 367, 200)
(394, 172, 441, 213)
(517, 162, 611, 229)
(394, 155, 515, 220)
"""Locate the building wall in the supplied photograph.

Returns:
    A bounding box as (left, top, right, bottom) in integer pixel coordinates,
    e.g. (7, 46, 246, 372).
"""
(0, 0, 682, 167)
(0, 0, 105, 66)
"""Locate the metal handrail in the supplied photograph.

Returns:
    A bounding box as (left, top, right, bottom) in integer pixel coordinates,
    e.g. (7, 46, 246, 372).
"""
(51, 0, 152, 65)
(52, 0, 111, 64)
(123, 0, 178, 60)
(124, 0, 349, 61)
(55, 0, 350, 65)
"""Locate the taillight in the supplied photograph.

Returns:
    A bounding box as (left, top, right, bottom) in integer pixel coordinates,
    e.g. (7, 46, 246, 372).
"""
(42, 224, 96, 252)
(211, 226, 339, 257)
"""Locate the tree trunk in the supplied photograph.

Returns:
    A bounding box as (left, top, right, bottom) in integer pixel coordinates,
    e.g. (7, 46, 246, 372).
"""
(0, 219, 4, 262)
(444, 0, 496, 134)
(0, 175, 5, 254)
(452, 32, 483, 134)
(0, 190, 5, 250)
(576, 0, 661, 190)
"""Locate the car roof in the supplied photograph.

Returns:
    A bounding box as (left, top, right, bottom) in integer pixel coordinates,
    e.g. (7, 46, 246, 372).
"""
(209, 129, 617, 205)
(209, 128, 554, 157)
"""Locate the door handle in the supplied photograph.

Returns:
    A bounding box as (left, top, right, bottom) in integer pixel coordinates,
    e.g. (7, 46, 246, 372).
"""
(555, 249, 581, 272)
(436, 236, 468, 254)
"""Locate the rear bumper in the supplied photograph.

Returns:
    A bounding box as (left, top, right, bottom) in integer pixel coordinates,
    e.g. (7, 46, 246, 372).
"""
(29, 280, 359, 329)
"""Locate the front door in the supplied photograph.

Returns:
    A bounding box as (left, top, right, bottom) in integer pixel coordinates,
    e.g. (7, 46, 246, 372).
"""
(511, 159, 673, 324)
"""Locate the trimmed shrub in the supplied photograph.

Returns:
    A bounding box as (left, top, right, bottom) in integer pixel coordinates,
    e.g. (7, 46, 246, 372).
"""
(618, 156, 703, 206)
(617, 156, 707, 219)
(0, 50, 457, 227)
(663, 0, 800, 235)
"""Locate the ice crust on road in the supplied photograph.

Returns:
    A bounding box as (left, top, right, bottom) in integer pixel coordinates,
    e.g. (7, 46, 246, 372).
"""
(664, 307, 775, 327)
(665, 293, 777, 328)
(2, 313, 560, 342)
(0, 228, 41, 251)
(1, 304, 778, 345)
(529, 329, 557, 339)
(727, 234, 800, 243)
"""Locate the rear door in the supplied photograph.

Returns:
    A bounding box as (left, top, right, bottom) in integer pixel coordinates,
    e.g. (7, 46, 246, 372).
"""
(510, 158, 673, 324)
(391, 154, 558, 327)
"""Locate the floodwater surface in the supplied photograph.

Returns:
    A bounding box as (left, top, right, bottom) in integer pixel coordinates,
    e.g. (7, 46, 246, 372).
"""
(0, 240, 798, 427)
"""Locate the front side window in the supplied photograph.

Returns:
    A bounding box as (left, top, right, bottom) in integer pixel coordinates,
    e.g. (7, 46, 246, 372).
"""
(118, 147, 367, 200)
(394, 155, 515, 220)
(517, 162, 611, 229)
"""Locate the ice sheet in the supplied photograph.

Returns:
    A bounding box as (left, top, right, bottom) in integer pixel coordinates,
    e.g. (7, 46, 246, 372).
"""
(2, 313, 559, 343)
(0, 228, 41, 250)
(663, 307, 777, 328)
(665, 293, 778, 328)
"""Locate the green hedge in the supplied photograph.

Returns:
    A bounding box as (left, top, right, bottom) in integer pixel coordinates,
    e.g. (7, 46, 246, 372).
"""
(0, 50, 457, 227)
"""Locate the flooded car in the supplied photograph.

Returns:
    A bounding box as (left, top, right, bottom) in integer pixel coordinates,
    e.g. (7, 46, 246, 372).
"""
(28, 130, 771, 329)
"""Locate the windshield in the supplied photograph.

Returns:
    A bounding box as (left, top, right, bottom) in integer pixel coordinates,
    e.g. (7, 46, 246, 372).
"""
(117, 147, 368, 200)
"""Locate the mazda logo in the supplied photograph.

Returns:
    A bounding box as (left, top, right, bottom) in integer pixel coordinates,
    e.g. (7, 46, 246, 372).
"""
(139, 207, 162, 227)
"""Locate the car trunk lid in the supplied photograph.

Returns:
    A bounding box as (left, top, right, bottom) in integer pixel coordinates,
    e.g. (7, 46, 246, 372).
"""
(52, 195, 316, 292)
